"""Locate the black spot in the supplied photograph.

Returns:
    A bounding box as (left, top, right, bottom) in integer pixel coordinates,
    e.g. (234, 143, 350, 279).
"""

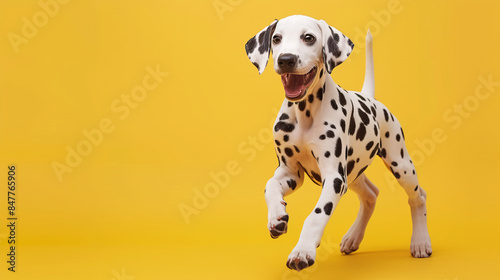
(306, 110, 310, 117)
(315, 207, 322, 214)
(348, 105, 356, 135)
(285, 147, 293, 157)
(319, 134, 326, 140)
(330, 124, 336, 129)
(287, 179, 297, 190)
(401, 127, 405, 140)
(337, 89, 346, 106)
(370, 106, 377, 117)
(319, 68, 324, 78)
(280, 113, 289, 120)
(383, 109, 389, 122)
(385, 132, 390, 138)
(369, 143, 379, 158)
(390, 113, 395, 122)
(346, 160, 355, 175)
(328, 59, 335, 71)
(347, 147, 354, 156)
(277, 147, 281, 153)
(258, 21, 276, 54)
(357, 165, 368, 179)
(298, 100, 306, 111)
(283, 135, 289, 142)
(330, 99, 338, 110)
(281, 155, 287, 166)
(356, 123, 366, 141)
(294, 145, 300, 153)
(324, 121, 328, 125)
(323, 202, 334, 215)
(274, 122, 295, 132)
(311, 150, 316, 158)
(358, 109, 370, 125)
(401, 149, 404, 158)
(275, 140, 281, 146)
(356, 158, 360, 163)
(335, 138, 343, 157)
(373, 124, 378, 136)
(355, 93, 366, 101)
(308, 94, 314, 103)
(326, 33, 342, 59)
(380, 148, 387, 158)
(340, 120, 346, 132)
(366, 141, 374, 150)
(333, 178, 342, 194)
(311, 171, 322, 182)
(413, 170, 416, 175)
(338, 162, 345, 177)
(258, 29, 266, 46)
(391, 161, 398, 166)
(316, 87, 324, 101)
(347, 38, 354, 49)
(288, 101, 293, 107)
(394, 172, 401, 179)
(245, 35, 257, 55)
(342, 108, 347, 116)
(396, 134, 401, 142)
(252, 62, 259, 69)
(359, 101, 371, 114)
(325, 151, 331, 158)
(327, 130, 335, 138)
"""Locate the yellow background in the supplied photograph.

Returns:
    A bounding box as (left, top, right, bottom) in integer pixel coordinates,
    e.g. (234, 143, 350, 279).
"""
(1, 0, 499, 279)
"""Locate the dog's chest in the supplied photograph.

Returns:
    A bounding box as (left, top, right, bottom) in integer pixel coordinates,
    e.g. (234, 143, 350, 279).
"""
(273, 88, 381, 185)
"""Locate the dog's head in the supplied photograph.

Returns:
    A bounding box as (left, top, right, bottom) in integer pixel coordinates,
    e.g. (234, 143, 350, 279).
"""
(245, 15, 354, 101)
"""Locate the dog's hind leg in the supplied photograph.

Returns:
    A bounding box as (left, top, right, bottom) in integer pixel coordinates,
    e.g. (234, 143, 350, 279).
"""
(377, 106, 432, 258)
(340, 173, 379, 254)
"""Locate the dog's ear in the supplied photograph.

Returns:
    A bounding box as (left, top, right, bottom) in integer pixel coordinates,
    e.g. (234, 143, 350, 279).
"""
(318, 19, 354, 74)
(245, 20, 278, 74)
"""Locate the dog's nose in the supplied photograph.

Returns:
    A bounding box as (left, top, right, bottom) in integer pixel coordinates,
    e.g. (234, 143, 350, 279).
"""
(278, 53, 298, 72)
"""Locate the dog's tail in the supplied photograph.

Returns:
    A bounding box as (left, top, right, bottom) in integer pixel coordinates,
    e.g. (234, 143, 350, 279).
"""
(361, 30, 375, 98)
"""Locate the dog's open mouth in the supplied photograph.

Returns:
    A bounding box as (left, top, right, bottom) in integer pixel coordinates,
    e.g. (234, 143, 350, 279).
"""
(281, 67, 317, 100)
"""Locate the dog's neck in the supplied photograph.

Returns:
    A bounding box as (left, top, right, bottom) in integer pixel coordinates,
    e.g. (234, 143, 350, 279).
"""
(289, 66, 334, 128)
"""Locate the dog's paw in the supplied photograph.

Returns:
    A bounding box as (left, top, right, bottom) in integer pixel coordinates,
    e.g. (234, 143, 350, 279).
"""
(340, 229, 364, 254)
(286, 244, 316, 271)
(411, 234, 432, 258)
(268, 214, 289, 239)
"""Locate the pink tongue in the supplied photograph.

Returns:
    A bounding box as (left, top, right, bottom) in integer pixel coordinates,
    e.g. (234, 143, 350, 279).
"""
(282, 74, 305, 98)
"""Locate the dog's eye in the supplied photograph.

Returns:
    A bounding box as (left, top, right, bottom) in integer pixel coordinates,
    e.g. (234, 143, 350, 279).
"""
(303, 34, 316, 45)
(272, 35, 282, 45)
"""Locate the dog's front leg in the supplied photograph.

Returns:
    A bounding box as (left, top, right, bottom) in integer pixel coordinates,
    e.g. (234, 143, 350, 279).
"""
(265, 165, 304, 239)
(286, 171, 347, 271)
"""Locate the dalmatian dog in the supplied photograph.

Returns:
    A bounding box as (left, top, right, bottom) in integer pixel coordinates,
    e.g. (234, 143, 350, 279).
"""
(244, 15, 432, 271)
